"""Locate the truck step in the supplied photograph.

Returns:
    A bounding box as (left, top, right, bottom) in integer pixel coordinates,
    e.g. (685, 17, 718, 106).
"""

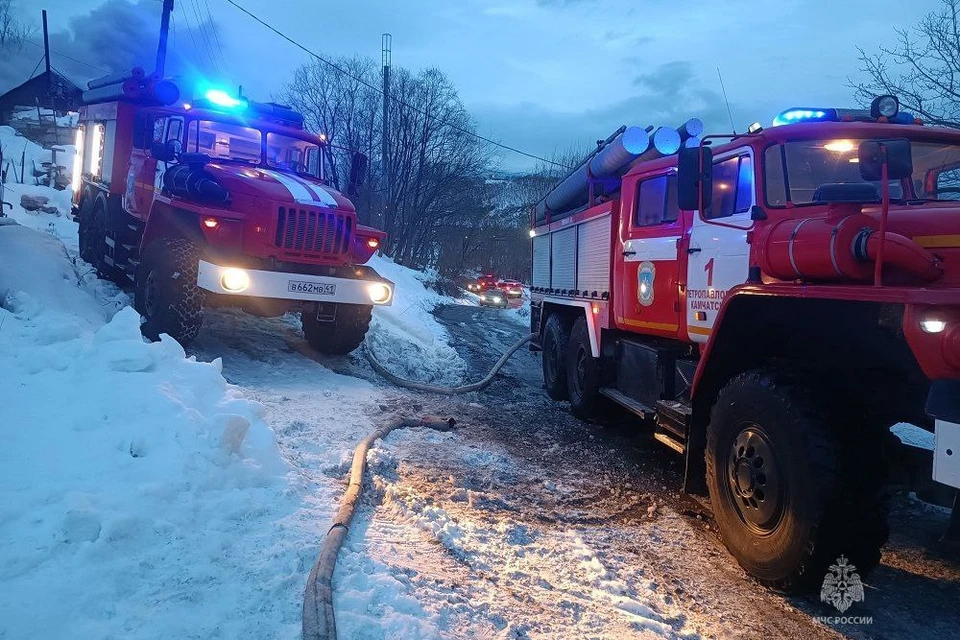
(655, 400, 691, 439)
(599, 387, 655, 418)
(654, 431, 685, 455)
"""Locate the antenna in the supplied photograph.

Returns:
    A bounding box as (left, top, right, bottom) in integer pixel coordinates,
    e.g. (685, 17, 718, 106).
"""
(717, 67, 736, 134)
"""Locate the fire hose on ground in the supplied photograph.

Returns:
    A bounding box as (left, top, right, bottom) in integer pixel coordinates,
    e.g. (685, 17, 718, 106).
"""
(302, 332, 536, 640)
(362, 332, 536, 395)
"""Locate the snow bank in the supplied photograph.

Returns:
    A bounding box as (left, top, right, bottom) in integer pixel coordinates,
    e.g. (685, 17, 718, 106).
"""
(365, 253, 466, 385)
(1, 125, 77, 250)
(0, 222, 302, 639)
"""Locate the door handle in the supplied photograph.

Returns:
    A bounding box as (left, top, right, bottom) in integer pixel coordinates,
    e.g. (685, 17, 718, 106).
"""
(622, 250, 636, 256)
(687, 247, 702, 254)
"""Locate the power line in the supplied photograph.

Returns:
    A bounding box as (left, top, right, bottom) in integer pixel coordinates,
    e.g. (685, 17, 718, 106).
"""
(187, 0, 222, 75)
(22, 40, 111, 74)
(179, 0, 215, 75)
(28, 55, 45, 80)
(202, 0, 228, 72)
(221, 0, 570, 168)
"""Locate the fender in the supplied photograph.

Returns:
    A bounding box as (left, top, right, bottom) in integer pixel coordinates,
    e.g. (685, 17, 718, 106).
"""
(538, 296, 608, 357)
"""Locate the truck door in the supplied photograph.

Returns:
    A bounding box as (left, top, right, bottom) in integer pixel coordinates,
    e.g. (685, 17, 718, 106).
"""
(153, 115, 183, 193)
(615, 171, 685, 339)
(685, 149, 755, 343)
(127, 110, 160, 217)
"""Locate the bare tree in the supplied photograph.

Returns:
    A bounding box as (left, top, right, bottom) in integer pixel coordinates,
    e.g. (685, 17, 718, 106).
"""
(853, 0, 960, 126)
(0, 0, 33, 52)
(280, 57, 492, 270)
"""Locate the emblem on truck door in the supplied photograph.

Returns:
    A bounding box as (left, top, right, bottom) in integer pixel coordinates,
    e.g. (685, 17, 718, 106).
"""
(638, 261, 656, 306)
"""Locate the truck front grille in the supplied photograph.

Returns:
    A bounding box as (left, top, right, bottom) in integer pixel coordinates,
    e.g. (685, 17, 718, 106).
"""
(275, 207, 352, 256)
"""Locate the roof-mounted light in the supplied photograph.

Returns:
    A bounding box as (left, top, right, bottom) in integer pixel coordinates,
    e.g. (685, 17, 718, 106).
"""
(772, 108, 837, 127)
(204, 89, 246, 109)
(871, 94, 899, 119)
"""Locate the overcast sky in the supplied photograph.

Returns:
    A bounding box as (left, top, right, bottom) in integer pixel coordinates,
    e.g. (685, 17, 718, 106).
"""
(13, 0, 941, 171)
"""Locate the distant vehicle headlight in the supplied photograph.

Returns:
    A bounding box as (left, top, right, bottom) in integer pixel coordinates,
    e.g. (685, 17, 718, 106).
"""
(480, 295, 487, 301)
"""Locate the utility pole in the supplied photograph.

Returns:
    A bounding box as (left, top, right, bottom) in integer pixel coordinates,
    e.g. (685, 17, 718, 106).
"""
(381, 33, 392, 230)
(156, 0, 175, 77)
(41, 10, 50, 89)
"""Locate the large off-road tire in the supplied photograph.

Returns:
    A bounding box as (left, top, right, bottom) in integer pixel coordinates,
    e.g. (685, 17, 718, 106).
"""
(567, 316, 601, 419)
(541, 313, 570, 401)
(302, 303, 372, 355)
(706, 369, 889, 593)
(135, 238, 205, 344)
(77, 194, 96, 264)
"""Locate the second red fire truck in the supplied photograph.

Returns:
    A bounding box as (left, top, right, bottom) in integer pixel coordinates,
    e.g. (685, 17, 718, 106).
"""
(72, 70, 391, 353)
(530, 97, 960, 592)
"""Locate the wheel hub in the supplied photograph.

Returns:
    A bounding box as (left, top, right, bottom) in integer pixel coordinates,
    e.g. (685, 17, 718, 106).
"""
(727, 426, 783, 532)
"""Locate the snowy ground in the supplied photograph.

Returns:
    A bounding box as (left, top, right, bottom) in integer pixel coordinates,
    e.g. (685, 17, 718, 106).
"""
(2, 128, 957, 638)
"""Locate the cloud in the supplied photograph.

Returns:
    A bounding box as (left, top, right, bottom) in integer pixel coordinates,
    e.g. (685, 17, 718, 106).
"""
(1, 0, 223, 96)
(473, 60, 751, 171)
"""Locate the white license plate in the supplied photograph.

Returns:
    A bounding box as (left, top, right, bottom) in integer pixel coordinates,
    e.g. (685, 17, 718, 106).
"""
(288, 280, 336, 296)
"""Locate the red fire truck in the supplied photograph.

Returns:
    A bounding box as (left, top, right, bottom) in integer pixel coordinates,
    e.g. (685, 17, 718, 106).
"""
(530, 97, 960, 591)
(72, 70, 392, 353)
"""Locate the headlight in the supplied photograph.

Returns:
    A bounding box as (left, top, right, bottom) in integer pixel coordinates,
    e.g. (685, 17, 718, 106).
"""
(368, 282, 392, 304)
(921, 318, 947, 334)
(480, 295, 486, 301)
(220, 268, 249, 292)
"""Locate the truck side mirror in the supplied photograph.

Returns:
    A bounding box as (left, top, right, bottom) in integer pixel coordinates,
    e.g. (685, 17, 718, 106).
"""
(858, 138, 912, 181)
(677, 145, 713, 211)
(151, 139, 180, 163)
(347, 152, 368, 197)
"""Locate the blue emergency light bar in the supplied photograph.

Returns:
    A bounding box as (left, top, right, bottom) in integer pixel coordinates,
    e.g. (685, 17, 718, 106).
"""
(204, 89, 246, 109)
(772, 95, 918, 127)
(772, 108, 836, 126)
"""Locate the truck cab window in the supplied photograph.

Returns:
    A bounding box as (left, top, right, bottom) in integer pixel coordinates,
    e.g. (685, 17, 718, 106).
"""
(764, 145, 788, 206)
(132, 112, 155, 150)
(735, 155, 753, 213)
(266, 132, 321, 178)
(709, 157, 739, 219)
(708, 155, 753, 219)
(636, 175, 667, 226)
(166, 117, 183, 146)
(664, 175, 679, 222)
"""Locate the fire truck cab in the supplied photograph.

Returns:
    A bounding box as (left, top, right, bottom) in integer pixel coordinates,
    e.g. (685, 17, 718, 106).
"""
(73, 71, 391, 353)
(530, 96, 960, 592)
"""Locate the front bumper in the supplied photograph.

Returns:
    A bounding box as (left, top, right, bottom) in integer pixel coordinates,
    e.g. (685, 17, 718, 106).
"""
(196, 260, 393, 306)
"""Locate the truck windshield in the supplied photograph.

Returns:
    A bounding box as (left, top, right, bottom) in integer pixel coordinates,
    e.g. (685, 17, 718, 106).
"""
(266, 132, 321, 179)
(764, 138, 960, 205)
(186, 121, 322, 179)
(187, 120, 261, 164)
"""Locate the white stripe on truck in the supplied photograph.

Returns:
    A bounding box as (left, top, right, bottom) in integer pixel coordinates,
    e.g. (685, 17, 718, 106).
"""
(261, 169, 338, 207)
